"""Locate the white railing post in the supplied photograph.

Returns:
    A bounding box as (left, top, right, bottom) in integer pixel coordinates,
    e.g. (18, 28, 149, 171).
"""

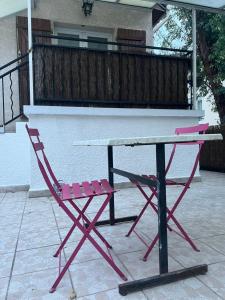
(27, 0, 34, 106)
(192, 8, 197, 110)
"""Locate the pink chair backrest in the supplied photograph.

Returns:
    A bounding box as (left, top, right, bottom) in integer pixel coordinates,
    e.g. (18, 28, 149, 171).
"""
(25, 124, 62, 203)
(165, 123, 209, 176)
(175, 123, 209, 145)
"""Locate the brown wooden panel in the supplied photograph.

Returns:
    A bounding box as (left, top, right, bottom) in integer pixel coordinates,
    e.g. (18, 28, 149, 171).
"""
(80, 51, 88, 99)
(135, 56, 143, 101)
(53, 48, 63, 99)
(143, 57, 150, 102)
(63, 48, 72, 100)
(149, 57, 157, 101)
(88, 51, 97, 99)
(111, 53, 120, 101)
(163, 59, 171, 103)
(96, 52, 105, 100)
(33, 47, 44, 99)
(127, 55, 135, 102)
(120, 54, 129, 101)
(104, 52, 112, 100)
(33, 45, 190, 109)
(71, 50, 80, 99)
(200, 125, 225, 172)
(170, 59, 178, 102)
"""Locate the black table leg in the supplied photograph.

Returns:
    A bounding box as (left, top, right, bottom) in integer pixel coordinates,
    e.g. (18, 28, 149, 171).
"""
(118, 143, 208, 296)
(95, 145, 137, 227)
(156, 143, 168, 274)
(108, 146, 115, 225)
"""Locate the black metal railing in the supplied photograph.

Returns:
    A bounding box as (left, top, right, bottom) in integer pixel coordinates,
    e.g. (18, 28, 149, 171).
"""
(0, 53, 29, 130)
(33, 34, 193, 109)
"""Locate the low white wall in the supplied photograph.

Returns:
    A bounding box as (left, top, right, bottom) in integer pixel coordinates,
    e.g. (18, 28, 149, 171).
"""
(0, 122, 30, 191)
(24, 106, 204, 195)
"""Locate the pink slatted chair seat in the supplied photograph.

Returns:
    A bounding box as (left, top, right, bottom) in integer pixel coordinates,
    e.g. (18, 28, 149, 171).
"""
(61, 179, 115, 201)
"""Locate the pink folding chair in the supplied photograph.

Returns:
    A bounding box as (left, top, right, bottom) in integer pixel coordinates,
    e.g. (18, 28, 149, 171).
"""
(126, 123, 209, 261)
(25, 125, 127, 293)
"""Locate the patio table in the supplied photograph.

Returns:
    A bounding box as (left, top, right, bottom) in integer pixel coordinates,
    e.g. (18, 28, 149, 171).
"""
(73, 132, 222, 295)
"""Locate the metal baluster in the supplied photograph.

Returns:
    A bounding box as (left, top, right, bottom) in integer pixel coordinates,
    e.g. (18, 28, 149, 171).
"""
(1, 78, 5, 132)
(9, 72, 14, 120)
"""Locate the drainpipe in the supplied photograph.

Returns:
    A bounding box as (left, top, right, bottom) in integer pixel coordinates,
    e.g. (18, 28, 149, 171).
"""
(27, 0, 34, 106)
(192, 8, 197, 110)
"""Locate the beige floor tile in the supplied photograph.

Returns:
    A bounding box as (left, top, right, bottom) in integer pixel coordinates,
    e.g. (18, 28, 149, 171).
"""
(8, 268, 73, 300)
(144, 277, 222, 300)
(64, 240, 102, 264)
(200, 235, 225, 255)
(0, 213, 22, 227)
(119, 249, 182, 280)
(0, 201, 25, 216)
(198, 261, 225, 299)
(78, 288, 147, 300)
(0, 252, 14, 278)
(24, 197, 52, 214)
(0, 277, 9, 299)
(0, 232, 18, 254)
(70, 257, 130, 297)
(3, 192, 27, 203)
(169, 241, 225, 268)
(13, 245, 66, 276)
(17, 228, 60, 251)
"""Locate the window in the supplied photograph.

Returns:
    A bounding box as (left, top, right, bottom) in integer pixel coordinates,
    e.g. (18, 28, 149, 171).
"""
(87, 36, 108, 50)
(57, 33, 80, 48)
(54, 26, 112, 50)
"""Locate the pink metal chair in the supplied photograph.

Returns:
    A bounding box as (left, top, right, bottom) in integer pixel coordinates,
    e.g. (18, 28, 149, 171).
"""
(126, 123, 209, 261)
(25, 124, 127, 293)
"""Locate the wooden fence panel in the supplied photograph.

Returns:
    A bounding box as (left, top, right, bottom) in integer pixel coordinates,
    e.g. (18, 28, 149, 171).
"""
(34, 45, 191, 108)
(200, 125, 225, 172)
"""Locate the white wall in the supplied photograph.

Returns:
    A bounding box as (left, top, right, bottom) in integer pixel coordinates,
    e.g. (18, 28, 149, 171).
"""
(24, 106, 203, 195)
(0, 122, 30, 190)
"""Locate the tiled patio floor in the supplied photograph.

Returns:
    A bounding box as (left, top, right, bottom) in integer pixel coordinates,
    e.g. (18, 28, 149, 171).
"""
(0, 171, 225, 299)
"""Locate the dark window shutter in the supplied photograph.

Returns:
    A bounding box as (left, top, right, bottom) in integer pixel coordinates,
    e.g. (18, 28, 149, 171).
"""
(16, 16, 52, 109)
(17, 16, 52, 55)
(116, 28, 146, 52)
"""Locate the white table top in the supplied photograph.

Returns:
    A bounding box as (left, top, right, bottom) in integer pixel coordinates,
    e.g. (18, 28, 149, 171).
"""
(73, 133, 222, 146)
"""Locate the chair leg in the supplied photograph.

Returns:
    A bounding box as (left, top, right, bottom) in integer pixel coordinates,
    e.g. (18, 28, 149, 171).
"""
(69, 200, 112, 249)
(143, 185, 200, 261)
(50, 194, 127, 293)
(54, 223, 76, 258)
(167, 210, 200, 252)
(54, 196, 94, 257)
(126, 184, 157, 237)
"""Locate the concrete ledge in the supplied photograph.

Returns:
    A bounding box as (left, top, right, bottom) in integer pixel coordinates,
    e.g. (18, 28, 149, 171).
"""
(28, 176, 201, 198)
(0, 184, 30, 193)
(24, 106, 204, 119)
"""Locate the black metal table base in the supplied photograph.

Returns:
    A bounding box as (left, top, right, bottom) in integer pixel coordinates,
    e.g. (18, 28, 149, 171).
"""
(95, 215, 137, 227)
(119, 264, 208, 296)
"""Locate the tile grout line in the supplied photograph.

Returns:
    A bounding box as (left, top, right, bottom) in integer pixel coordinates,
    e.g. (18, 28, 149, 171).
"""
(4, 194, 27, 300)
(168, 250, 225, 300)
(50, 200, 76, 294)
(113, 248, 148, 299)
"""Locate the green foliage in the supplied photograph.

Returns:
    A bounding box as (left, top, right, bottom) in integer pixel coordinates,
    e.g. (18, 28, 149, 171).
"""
(156, 7, 225, 100)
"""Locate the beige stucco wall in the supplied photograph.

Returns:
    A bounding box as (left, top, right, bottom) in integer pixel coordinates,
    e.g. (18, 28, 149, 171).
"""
(0, 0, 153, 125)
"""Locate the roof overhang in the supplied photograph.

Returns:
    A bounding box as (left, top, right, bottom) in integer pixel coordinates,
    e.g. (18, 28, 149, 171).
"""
(0, 0, 27, 19)
(99, 0, 225, 14)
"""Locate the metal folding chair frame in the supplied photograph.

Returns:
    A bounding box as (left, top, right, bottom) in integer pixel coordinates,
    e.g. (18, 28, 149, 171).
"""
(25, 125, 127, 293)
(126, 124, 209, 260)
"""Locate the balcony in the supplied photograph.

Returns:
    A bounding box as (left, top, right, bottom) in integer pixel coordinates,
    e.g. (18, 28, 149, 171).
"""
(32, 35, 192, 109)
